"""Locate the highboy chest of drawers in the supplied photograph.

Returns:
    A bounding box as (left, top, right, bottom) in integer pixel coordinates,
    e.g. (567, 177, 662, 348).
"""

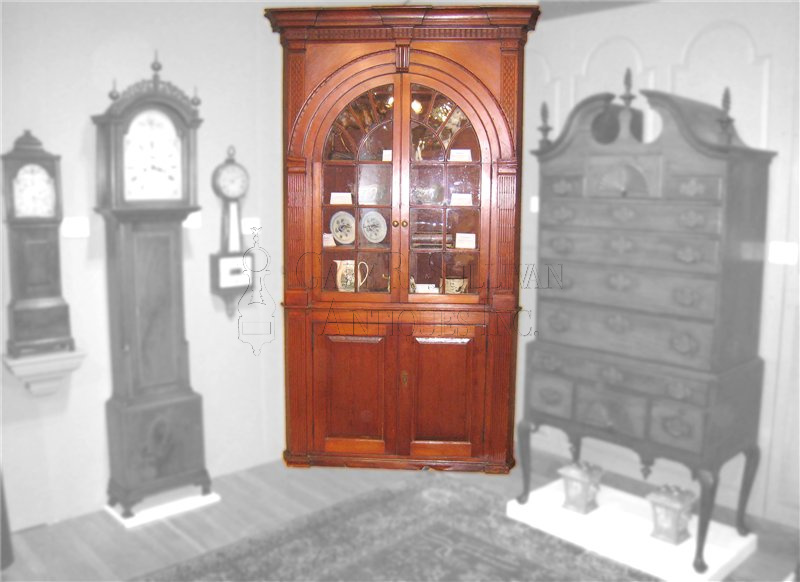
(517, 76, 774, 573)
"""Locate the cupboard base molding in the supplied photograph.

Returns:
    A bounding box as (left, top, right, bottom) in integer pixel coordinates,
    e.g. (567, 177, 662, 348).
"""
(284, 451, 513, 474)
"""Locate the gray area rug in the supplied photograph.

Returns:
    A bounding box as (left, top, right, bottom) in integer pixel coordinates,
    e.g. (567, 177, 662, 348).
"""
(138, 476, 659, 581)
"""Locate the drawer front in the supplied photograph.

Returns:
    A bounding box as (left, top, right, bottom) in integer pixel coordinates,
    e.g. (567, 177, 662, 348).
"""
(530, 345, 710, 407)
(527, 372, 573, 419)
(540, 301, 715, 370)
(575, 384, 647, 439)
(540, 229, 721, 274)
(539, 265, 718, 319)
(664, 175, 723, 201)
(650, 401, 705, 453)
(541, 199, 722, 235)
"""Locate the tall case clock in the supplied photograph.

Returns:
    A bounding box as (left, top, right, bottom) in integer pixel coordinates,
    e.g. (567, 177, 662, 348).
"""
(2, 131, 74, 357)
(93, 57, 211, 517)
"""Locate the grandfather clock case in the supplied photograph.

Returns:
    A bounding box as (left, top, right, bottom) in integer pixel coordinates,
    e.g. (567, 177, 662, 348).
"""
(93, 60, 210, 516)
(267, 6, 539, 472)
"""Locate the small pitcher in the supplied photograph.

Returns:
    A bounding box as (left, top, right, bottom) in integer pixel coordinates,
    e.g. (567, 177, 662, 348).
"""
(333, 260, 370, 292)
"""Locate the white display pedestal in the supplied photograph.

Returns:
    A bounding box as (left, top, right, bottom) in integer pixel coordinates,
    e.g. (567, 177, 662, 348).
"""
(507, 480, 756, 582)
(105, 486, 220, 529)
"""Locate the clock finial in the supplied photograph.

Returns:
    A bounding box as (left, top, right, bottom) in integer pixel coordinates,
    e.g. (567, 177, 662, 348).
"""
(191, 86, 201, 108)
(108, 79, 120, 101)
(227, 146, 236, 160)
(621, 68, 635, 108)
(718, 87, 734, 145)
(151, 51, 162, 75)
(538, 102, 553, 149)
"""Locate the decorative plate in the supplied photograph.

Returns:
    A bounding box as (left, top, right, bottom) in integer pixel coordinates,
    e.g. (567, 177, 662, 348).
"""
(329, 211, 356, 245)
(360, 210, 388, 244)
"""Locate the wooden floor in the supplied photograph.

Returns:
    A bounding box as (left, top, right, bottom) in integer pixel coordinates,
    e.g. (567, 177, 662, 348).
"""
(2, 454, 797, 581)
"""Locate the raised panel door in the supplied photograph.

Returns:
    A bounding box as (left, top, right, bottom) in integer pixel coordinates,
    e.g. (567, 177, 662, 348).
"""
(399, 325, 486, 459)
(311, 324, 398, 455)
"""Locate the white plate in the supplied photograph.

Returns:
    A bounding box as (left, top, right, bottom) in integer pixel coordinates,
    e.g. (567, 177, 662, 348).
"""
(329, 211, 356, 245)
(360, 210, 388, 244)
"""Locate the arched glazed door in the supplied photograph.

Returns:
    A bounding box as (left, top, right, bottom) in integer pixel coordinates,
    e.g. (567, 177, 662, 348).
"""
(315, 80, 490, 304)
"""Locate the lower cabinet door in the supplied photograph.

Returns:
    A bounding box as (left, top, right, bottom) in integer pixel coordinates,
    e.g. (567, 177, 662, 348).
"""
(311, 324, 398, 455)
(398, 325, 486, 459)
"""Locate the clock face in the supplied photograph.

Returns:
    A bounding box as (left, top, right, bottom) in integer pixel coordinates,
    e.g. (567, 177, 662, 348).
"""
(123, 109, 183, 201)
(215, 163, 249, 200)
(13, 163, 56, 218)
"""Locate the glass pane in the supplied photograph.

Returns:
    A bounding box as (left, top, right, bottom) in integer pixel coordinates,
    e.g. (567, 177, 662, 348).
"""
(447, 165, 480, 207)
(410, 85, 435, 122)
(410, 251, 443, 294)
(350, 94, 376, 129)
(359, 122, 393, 161)
(428, 94, 454, 130)
(359, 208, 390, 249)
(447, 126, 480, 162)
(322, 249, 357, 292)
(323, 165, 356, 205)
(440, 109, 469, 150)
(324, 127, 356, 161)
(357, 165, 392, 206)
(446, 208, 480, 250)
(370, 85, 394, 123)
(411, 123, 444, 161)
(410, 165, 444, 205)
(444, 253, 478, 294)
(410, 208, 444, 250)
(357, 252, 391, 293)
(324, 208, 356, 248)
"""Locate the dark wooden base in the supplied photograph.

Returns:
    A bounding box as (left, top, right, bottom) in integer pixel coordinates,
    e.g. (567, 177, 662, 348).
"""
(284, 451, 514, 474)
(107, 469, 211, 518)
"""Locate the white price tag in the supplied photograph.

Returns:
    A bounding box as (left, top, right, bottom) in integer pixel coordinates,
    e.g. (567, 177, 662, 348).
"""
(329, 191, 352, 205)
(455, 232, 476, 249)
(382, 149, 393, 162)
(449, 149, 472, 162)
(450, 193, 472, 207)
(322, 233, 337, 247)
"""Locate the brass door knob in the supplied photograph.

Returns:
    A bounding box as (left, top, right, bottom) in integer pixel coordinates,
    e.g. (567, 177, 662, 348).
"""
(401, 220, 409, 227)
(392, 220, 400, 227)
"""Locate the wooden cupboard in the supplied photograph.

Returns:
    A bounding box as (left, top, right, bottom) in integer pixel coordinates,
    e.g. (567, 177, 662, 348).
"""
(266, 6, 539, 472)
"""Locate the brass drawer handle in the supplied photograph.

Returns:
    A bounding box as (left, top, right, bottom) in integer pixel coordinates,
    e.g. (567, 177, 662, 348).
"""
(601, 366, 624, 385)
(610, 235, 634, 254)
(586, 402, 614, 429)
(670, 333, 700, 356)
(401, 220, 408, 228)
(552, 178, 573, 196)
(611, 206, 636, 223)
(547, 311, 571, 333)
(539, 355, 563, 372)
(549, 236, 574, 255)
(679, 178, 706, 198)
(675, 245, 702, 264)
(662, 414, 694, 439)
(678, 209, 706, 229)
(607, 272, 635, 292)
(666, 381, 692, 401)
(605, 314, 632, 334)
(550, 205, 575, 223)
(673, 286, 701, 308)
(392, 220, 400, 227)
(539, 387, 564, 407)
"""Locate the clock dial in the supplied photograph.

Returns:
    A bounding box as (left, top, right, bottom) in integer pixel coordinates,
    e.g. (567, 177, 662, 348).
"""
(123, 109, 183, 201)
(216, 163, 249, 200)
(13, 163, 56, 218)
